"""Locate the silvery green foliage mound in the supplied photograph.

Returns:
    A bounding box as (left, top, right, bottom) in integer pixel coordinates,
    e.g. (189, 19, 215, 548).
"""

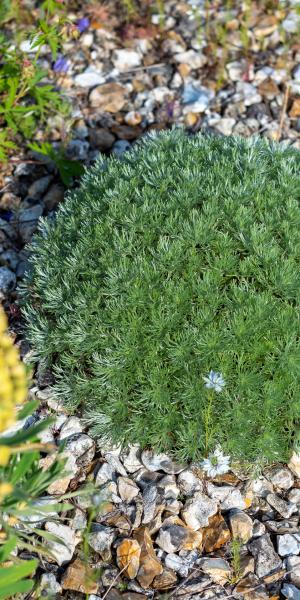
(23, 130, 300, 463)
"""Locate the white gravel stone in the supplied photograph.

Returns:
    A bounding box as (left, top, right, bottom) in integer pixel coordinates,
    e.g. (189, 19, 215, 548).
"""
(181, 492, 218, 530)
(95, 461, 116, 486)
(214, 118, 236, 136)
(177, 469, 202, 496)
(118, 476, 139, 502)
(174, 49, 207, 69)
(45, 522, 78, 565)
(122, 444, 142, 473)
(165, 553, 190, 577)
(141, 449, 184, 474)
(64, 433, 95, 467)
(266, 493, 296, 519)
(282, 12, 300, 34)
(112, 49, 141, 72)
(288, 489, 300, 505)
(249, 534, 282, 578)
(74, 69, 105, 88)
(226, 60, 247, 81)
(229, 510, 253, 542)
(267, 467, 294, 490)
(40, 573, 62, 594)
(282, 583, 300, 600)
(289, 452, 300, 478)
(199, 558, 231, 584)
(88, 525, 116, 561)
(285, 555, 300, 587)
(277, 534, 300, 557)
(59, 416, 83, 440)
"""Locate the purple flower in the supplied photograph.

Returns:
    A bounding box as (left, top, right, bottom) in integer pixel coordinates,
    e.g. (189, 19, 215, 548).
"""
(53, 56, 69, 73)
(76, 17, 90, 33)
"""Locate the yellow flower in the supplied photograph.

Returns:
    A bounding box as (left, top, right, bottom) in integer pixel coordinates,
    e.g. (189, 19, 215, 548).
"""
(0, 483, 13, 501)
(0, 446, 11, 466)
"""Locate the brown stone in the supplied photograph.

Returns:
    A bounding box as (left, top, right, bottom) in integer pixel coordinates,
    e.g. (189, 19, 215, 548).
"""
(254, 15, 278, 38)
(178, 63, 191, 78)
(43, 184, 65, 212)
(133, 526, 163, 588)
(202, 513, 231, 553)
(116, 538, 141, 579)
(152, 568, 177, 590)
(290, 100, 300, 119)
(182, 528, 202, 550)
(263, 569, 285, 584)
(61, 558, 98, 594)
(89, 83, 127, 112)
(111, 125, 143, 141)
(258, 79, 280, 99)
(105, 511, 132, 533)
(88, 128, 116, 151)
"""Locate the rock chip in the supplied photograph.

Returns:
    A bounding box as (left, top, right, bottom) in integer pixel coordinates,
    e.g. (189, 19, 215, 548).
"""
(88, 525, 116, 560)
(266, 493, 296, 519)
(113, 49, 142, 72)
(45, 522, 77, 565)
(60, 416, 83, 440)
(0, 267, 16, 294)
(133, 526, 163, 588)
(152, 568, 177, 589)
(89, 127, 116, 152)
(40, 573, 62, 595)
(177, 469, 202, 496)
(89, 83, 127, 112)
(249, 534, 282, 578)
(202, 513, 231, 553)
(181, 492, 218, 530)
(62, 558, 98, 593)
(43, 183, 65, 212)
(95, 461, 116, 486)
(286, 555, 300, 587)
(74, 69, 105, 88)
(118, 476, 139, 503)
(142, 484, 158, 524)
(164, 553, 190, 577)
(174, 49, 207, 69)
(156, 517, 202, 554)
(289, 453, 300, 478)
(117, 538, 141, 579)
(156, 523, 190, 553)
(28, 175, 52, 200)
(289, 489, 300, 506)
(199, 557, 231, 584)
(267, 467, 294, 490)
(206, 483, 246, 509)
(282, 583, 300, 600)
(229, 510, 253, 542)
(18, 204, 44, 242)
(122, 445, 143, 473)
(63, 433, 95, 468)
(277, 534, 299, 557)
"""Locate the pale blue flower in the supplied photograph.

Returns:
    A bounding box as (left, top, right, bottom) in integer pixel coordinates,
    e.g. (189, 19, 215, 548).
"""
(201, 447, 230, 478)
(203, 370, 225, 393)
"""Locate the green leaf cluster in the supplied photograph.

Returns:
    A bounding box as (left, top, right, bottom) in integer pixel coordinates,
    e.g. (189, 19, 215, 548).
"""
(22, 130, 300, 464)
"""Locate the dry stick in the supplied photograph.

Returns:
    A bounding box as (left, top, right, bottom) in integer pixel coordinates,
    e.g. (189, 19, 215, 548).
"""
(277, 84, 290, 142)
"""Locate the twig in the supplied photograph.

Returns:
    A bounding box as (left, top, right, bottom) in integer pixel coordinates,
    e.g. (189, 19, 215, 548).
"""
(277, 84, 290, 142)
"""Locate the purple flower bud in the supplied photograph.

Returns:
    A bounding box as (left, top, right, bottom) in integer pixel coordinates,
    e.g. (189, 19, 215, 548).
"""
(76, 17, 90, 33)
(53, 56, 69, 73)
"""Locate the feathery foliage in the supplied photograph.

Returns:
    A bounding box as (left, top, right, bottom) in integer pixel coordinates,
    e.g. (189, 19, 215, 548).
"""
(22, 130, 300, 464)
